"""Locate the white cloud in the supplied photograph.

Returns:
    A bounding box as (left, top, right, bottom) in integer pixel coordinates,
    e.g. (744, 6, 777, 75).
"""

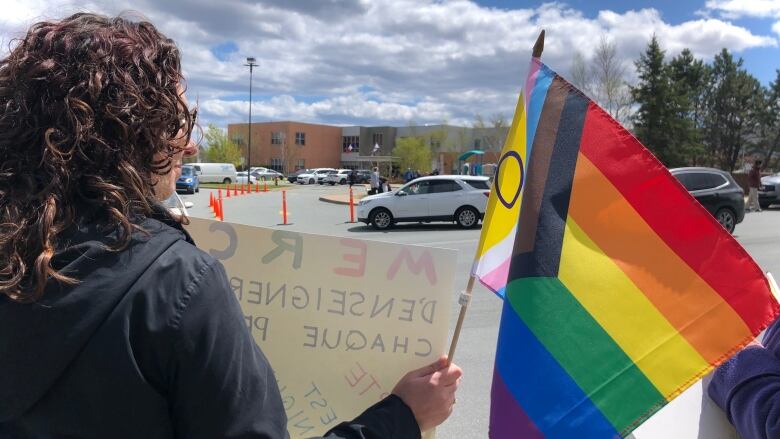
(705, 0, 780, 19)
(1, 0, 777, 130)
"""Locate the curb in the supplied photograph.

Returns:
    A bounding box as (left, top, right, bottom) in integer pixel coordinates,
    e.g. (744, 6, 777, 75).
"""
(319, 196, 351, 205)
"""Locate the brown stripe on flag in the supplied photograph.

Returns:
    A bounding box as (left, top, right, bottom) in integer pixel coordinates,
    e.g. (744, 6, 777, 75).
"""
(513, 76, 568, 256)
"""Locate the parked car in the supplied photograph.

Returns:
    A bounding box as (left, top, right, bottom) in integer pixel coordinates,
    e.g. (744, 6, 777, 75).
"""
(162, 192, 192, 217)
(297, 168, 336, 184)
(188, 162, 237, 184)
(317, 170, 339, 184)
(176, 164, 199, 194)
(325, 169, 352, 185)
(357, 175, 490, 230)
(759, 172, 780, 209)
(670, 167, 745, 234)
(287, 168, 310, 183)
(251, 169, 284, 181)
(354, 169, 372, 184)
(236, 171, 258, 185)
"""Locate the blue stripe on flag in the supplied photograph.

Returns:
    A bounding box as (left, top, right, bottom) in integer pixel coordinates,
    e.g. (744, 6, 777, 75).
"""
(494, 296, 619, 438)
(525, 64, 554, 163)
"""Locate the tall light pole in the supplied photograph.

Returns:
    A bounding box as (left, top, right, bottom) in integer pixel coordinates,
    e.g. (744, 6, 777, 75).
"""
(245, 57, 257, 172)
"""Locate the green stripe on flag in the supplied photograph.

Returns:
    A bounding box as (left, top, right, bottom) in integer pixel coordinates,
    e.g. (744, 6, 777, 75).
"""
(506, 277, 666, 432)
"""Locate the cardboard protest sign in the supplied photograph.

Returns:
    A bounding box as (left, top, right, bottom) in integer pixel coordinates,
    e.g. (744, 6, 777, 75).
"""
(186, 218, 457, 438)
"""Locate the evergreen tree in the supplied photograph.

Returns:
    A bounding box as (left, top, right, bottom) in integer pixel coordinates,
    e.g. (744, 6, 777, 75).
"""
(631, 36, 682, 166)
(667, 49, 709, 165)
(704, 49, 762, 171)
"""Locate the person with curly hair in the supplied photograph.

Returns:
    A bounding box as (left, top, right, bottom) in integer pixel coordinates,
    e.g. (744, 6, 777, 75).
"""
(0, 13, 460, 438)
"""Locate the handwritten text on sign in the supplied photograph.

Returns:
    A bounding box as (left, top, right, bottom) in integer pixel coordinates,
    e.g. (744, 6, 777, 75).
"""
(186, 218, 456, 438)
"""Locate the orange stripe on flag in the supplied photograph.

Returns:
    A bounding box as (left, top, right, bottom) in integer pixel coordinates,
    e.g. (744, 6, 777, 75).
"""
(568, 154, 752, 364)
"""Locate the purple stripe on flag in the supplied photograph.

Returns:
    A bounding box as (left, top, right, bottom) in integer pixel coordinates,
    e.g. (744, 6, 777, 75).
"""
(490, 368, 544, 439)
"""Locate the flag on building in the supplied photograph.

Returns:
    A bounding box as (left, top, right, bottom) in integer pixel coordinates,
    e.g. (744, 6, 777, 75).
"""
(488, 54, 780, 437)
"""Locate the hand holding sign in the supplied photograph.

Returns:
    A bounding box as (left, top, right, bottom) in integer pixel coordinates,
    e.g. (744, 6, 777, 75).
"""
(392, 355, 463, 433)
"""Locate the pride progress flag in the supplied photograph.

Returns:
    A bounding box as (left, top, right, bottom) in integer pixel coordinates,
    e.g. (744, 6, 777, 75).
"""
(489, 57, 780, 438)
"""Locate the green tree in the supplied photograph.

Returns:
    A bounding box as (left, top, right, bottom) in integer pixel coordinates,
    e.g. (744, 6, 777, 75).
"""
(631, 36, 682, 166)
(756, 70, 780, 170)
(704, 49, 762, 171)
(203, 124, 243, 168)
(393, 136, 431, 173)
(667, 49, 709, 165)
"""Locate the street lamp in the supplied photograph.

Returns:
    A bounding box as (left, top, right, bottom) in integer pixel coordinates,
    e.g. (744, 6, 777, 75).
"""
(244, 57, 258, 172)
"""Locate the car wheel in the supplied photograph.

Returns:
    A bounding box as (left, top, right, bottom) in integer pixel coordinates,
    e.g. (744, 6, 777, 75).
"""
(455, 206, 480, 228)
(715, 207, 736, 234)
(329, 182, 335, 185)
(195, 185, 199, 193)
(222, 178, 231, 184)
(309, 178, 315, 184)
(759, 201, 771, 209)
(370, 208, 394, 230)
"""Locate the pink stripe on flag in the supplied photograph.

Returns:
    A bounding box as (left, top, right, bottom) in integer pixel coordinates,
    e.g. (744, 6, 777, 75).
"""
(490, 368, 544, 439)
(480, 257, 511, 292)
(524, 57, 541, 108)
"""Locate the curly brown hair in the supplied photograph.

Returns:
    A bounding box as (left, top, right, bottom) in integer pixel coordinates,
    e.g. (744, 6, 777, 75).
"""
(0, 13, 195, 303)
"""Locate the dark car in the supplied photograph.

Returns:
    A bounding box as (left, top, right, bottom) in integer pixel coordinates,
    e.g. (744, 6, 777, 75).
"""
(670, 167, 745, 234)
(353, 169, 372, 184)
(286, 168, 310, 183)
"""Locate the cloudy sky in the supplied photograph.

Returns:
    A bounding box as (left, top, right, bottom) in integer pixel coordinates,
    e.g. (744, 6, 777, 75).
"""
(2, 0, 780, 130)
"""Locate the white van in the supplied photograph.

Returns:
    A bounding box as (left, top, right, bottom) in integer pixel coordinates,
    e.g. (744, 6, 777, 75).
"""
(189, 163, 237, 184)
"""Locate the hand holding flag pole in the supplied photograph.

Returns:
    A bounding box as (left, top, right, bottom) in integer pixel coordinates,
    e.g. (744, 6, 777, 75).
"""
(446, 30, 545, 365)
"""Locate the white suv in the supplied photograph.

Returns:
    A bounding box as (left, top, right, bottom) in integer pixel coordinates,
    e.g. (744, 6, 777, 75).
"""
(357, 175, 490, 230)
(325, 169, 352, 185)
(297, 168, 336, 184)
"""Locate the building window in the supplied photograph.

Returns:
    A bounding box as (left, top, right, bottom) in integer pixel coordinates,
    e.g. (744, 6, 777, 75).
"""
(271, 132, 282, 145)
(474, 138, 481, 150)
(271, 158, 283, 171)
(295, 132, 305, 145)
(297, 159, 305, 170)
(232, 135, 244, 146)
(342, 135, 359, 152)
(430, 139, 441, 149)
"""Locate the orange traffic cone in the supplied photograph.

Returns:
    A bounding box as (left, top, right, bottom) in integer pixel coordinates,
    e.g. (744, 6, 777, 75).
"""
(263, 180, 268, 192)
(209, 192, 214, 209)
(255, 182, 260, 193)
(233, 184, 238, 196)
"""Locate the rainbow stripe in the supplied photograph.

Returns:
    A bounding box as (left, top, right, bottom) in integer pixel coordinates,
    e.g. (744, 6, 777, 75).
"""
(472, 58, 552, 297)
(489, 60, 780, 438)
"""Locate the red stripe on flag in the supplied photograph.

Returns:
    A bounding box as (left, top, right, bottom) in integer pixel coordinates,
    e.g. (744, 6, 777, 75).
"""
(578, 102, 779, 332)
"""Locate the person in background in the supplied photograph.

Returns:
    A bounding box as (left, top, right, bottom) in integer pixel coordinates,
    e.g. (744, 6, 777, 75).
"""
(404, 168, 414, 183)
(371, 166, 381, 195)
(747, 159, 763, 212)
(0, 13, 461, 439)
(348, 168, 357, 187)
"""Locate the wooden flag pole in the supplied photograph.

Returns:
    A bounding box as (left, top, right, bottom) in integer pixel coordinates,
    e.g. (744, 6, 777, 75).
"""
(447, 275, 476, 364)
(446, 29, 545, 366)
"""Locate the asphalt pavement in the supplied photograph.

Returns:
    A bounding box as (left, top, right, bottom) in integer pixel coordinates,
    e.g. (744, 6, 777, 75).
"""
(182, 184, 780, 438)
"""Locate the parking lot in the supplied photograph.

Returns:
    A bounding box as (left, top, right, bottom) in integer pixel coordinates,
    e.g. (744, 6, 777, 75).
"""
(181, 183, 780, 438)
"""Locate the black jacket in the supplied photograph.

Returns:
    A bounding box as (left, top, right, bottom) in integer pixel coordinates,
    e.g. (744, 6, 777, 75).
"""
(0, 213, 420, 439)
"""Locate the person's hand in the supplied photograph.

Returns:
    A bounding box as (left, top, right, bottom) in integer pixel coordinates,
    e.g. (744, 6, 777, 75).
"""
(391, 355, 462, 432)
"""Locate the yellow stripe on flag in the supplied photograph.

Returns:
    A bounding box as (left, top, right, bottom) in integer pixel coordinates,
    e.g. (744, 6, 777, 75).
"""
(474, 91, 527, 261)
(559, 218, 710, 399)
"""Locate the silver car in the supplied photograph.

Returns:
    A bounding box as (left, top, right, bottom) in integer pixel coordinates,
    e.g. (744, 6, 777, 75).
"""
(759, 172, 780, 209)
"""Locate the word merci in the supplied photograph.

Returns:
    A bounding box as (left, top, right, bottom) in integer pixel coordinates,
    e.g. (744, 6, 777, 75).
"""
(205, 224, 439, 285)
